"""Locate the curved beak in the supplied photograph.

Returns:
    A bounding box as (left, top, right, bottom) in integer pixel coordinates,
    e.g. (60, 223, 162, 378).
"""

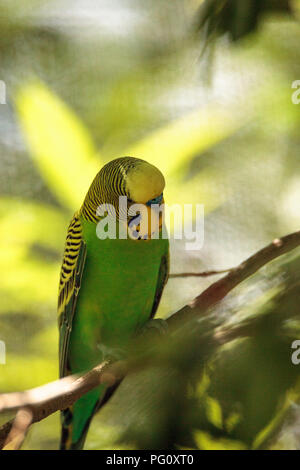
(128, 199, 164, 240)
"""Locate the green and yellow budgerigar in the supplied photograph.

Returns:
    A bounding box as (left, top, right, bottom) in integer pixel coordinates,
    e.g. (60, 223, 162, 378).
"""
(58, 156, 169, 450)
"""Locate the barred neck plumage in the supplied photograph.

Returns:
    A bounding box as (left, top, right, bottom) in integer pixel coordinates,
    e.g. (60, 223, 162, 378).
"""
(79, 157, 144, 223)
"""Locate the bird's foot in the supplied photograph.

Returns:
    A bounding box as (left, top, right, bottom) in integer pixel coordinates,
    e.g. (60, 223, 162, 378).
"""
(137, 318, 169, 338)
(96, 344, 127, 363)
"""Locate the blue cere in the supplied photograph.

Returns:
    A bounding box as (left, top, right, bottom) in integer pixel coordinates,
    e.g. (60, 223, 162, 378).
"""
(146, 193, 163, 206)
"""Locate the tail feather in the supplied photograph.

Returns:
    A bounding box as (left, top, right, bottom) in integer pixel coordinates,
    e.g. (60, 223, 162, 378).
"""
(59, 387, 102, 450)
(60, 403, 98, 450)
(59, 381, 122, 449)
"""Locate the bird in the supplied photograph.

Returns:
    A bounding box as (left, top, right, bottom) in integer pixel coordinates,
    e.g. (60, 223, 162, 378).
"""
(58, 156, 169, 450)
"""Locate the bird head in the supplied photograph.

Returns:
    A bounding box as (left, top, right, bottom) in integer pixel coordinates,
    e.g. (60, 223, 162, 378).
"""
(80, 156, 165, 240)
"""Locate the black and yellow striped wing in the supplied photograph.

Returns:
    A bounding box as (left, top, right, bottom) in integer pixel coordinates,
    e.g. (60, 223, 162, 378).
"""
(151, 251, 169, 318)
(58, 212, 86, 378)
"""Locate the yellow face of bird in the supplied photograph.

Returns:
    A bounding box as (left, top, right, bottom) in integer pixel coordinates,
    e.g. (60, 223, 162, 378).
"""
(82, 157, 166, 241)
(125, 160, 165, 240)
(125, 162, 165, 205)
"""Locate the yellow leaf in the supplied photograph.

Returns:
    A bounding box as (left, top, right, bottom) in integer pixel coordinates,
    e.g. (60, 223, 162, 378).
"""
(205, 396, 223, 429)
(15, 81, 100, 209)
(225, 412, 241, 433)
(127, 105, 241, 178)
(0, 198, 66, 312)
(194, 431, 247, 450)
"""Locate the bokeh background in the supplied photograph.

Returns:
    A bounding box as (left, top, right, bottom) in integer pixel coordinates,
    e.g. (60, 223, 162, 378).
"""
(0, 0, 300, 450)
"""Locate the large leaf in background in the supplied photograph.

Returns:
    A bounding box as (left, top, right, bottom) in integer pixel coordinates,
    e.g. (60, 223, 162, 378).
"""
(161, 169, 225, 238)
(0, 256, 58, 313)
(127, 105, 241, 219)
(0, 198, 66, 313)
(166, 169, 225, 213)
(0, 355, 57, 391)
(0, 198, 66, 250)
(16, 82, 101, 210)
(127, 105, 242, 179)
(16, 81, 240, 216)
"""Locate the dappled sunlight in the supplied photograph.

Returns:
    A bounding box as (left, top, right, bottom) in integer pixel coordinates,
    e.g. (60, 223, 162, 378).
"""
(0, 0, 300, 450)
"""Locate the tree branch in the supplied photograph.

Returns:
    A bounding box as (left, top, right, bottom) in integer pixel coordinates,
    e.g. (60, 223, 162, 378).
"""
(3, 408, 32, 450)
(167, 231, 300, 329)
(0, 361, 127, 449)
(0, 230, 299, 449)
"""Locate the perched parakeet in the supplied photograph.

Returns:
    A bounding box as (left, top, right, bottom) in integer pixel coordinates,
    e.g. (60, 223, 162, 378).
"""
(58, 157, 169, 450)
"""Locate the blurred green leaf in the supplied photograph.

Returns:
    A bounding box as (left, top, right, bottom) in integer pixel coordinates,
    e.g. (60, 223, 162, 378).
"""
(0, 354, 57, 392)
(205, 396, 223, 429)
(0, 197, 65, 313)
(127, 105, 242, 178)
(16, 81, 101, 210)
(29, 325, 58, 360)
(194, 430, 247, 449)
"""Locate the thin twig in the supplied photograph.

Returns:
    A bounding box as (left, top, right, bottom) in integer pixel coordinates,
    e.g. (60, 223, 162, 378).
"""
(0, 361, 127, 449)
(169, 269, 232, 278)
(3, 408, 33, 450)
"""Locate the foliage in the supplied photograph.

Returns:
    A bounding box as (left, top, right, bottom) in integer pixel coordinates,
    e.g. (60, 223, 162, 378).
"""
(0, 0, 300, 449)
(197, 0, 294, 42)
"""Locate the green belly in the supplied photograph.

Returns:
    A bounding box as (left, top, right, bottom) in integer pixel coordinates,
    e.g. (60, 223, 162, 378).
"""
(68, 218, 168, 443)
(69, 218, 168, 372)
